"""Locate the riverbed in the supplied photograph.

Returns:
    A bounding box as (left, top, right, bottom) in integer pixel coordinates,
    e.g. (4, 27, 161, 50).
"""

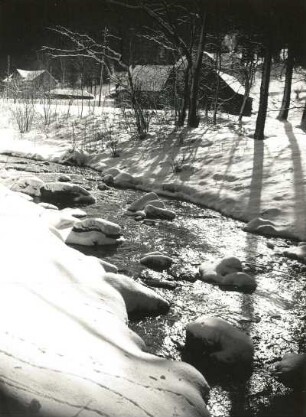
(1, 153, 306, 417)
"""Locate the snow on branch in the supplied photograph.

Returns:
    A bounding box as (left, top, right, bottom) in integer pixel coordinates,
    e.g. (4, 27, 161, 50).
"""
(42, 26, 128, 71)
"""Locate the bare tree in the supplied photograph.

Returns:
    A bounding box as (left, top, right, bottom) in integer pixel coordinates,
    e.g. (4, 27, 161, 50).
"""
(277, 44, 295, 121)
(42, 26, 149, 138)
(254, 39, 272, 140)
(237, 44, 259, 123)
(106, 0, 207, 128)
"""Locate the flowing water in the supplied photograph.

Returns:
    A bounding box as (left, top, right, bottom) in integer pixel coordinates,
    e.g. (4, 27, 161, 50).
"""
(1, 154, 306, 417)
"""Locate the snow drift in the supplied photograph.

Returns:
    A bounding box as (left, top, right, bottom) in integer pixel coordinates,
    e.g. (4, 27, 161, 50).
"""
(0, 185, 210, 417)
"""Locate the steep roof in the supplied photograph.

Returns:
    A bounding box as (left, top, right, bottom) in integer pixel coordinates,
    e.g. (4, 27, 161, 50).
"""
(218, 71, 244, 95)
(16, 69, 47, 81)
(132, 65, 174, 92)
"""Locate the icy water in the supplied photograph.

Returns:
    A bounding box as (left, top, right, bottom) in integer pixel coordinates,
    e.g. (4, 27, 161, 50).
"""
(1, 154, 306, 417)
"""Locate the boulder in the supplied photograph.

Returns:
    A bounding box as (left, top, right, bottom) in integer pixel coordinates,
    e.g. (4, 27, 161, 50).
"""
(199, 257, 247, 291)
(59, 149, 89, 166)
(102, 174, 114, 186)
(9, 176, 45, 197)
(40, 182, 96, 206)
(66, 217, 122, 246)
(244, 217, 293, 239)
(103, 273, 170, 316)
(274, 353, 306, 388)
(0, 186, 211, 417)
(145, 199, 165, 209)
(283, 245, 306, 264)
(185, 316, 254, 366)
(103, 167, 122, 177)
(97, 182, 110, 191)
(145, 204, 176, 220)
(221, 272, 257, 292)
(140, 253, 174, 272)
(58, 174, 72, 182)
(113, 172, 136, 188)
(128, 192, 159, 212)
(198, 262, 222, 284)
(215, 257, 243, 276)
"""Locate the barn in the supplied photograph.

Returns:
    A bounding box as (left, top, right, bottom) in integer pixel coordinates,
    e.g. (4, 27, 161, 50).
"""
(113, 54, 253, 116)
(4, 69, 57, 98)
(115, 65, 176, 109)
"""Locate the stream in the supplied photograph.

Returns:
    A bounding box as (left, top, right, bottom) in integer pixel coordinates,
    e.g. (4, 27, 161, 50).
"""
(1, 153, 306, 417)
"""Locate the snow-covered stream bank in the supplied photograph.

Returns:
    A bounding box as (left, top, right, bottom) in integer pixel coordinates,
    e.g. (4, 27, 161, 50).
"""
(1, 154, 306, 417)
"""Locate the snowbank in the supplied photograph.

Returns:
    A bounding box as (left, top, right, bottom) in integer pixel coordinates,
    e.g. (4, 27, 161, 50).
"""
(0, 185, 210, 417)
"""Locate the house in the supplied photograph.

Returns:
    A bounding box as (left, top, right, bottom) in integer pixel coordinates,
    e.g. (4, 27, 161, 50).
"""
(199, 69, 253, 116)
(113, 65, 176, 109)
(4, 69, 57, 97)
(112, 53, 253, 116)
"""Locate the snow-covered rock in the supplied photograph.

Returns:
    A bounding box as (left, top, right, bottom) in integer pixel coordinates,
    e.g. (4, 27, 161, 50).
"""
(97, 182, 110, 191)
(8, 175, 45, 197)
(113, 172, 137, 188)
(128, 192, 159, 212)
(221, 272, 257, 292)
(244, 217, 293, 239)
(282, 244, 306, 264)
(199, 257, 242, 282)
(38, 202, 59, 210)
(58, 174, 72, 182)
(145, 199, 165, 209)
(61, 207, 87, 218)
(134, 210, 146, 219)
(103, 273, 170, 316)
(140, 253, 174, 272)
(145, 204, 176, 220)
(103, 167, 122, 177)
(41, 182, 96, 206)
(102, 173, 114, 186)
(66, 217, 122, 246)
(198, 257, 256, 292)
(274, 353, 306, 388)
(0, 186, 210, 417)
(215, 257, 243, 276)
(185, 316, 254, 366)
(59, 149, 89, 166)
(198, 262, 222, 283)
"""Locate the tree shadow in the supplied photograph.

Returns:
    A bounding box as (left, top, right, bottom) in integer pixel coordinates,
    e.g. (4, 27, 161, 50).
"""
(283, 121, 306, 238)
(246, 140, 264, 221)
(218, 135, 241, 195)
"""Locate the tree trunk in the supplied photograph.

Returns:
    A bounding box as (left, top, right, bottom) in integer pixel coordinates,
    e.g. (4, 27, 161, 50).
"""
(254, 42, 272, 140)
(300, 99, 306, 131)
(277, 46, 294, 121)
(212, 49, 221, 125)
(187, 16, 206, 128)
(127, 67, 147, 139)
(177, 65, 190, 127)
(238, 68, 250, 123)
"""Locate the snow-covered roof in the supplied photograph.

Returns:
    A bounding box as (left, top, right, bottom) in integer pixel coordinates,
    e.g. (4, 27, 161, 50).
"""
(132, 65, 174, 92)
(16, 69, 47, 81)
(48, 88, 94, 99)
(218, 71, 244, 94)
